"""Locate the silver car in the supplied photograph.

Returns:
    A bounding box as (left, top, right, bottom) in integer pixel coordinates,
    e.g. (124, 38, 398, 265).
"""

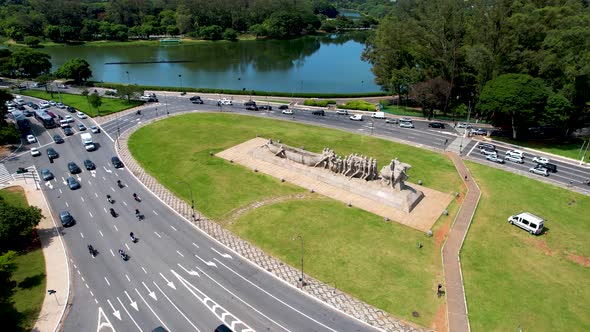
(486, 154, 504, 164)
(399, 121, 414, 128)
(505, 155, 524, 164)
(529, 166, 549, 177)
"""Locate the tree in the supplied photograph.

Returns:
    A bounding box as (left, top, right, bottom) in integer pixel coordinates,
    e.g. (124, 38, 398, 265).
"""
(116, 84, 142, 103)
(54, 58, 92, 84)
(0, 90, 13, 124)
(223, 28, 238, 41)
(544, 92, 575, 137)
(198, 25, 223, 40)
(8, 48, 51, 77)
(0, 251, 21, 330)
(478, 74, 549, 139)
(88, 93, 102, 115)
(410, 77, 451, 119)
(263, 12, 305, 39)
(23, 36, 41, 47)
(0, 201, 43, 252)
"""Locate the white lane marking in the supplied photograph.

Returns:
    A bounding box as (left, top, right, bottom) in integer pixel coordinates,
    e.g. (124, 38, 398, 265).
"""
(116, 297, 142, 331)
(468, 141, 479, 156)
(84, 283, 89, 289)
(141, 282, 157, 301)
(154, 232, 161, 238)
(125, 243, 130, 250)
(114, 225, 118, 231)
(58, 188, 62, 194)
(80, 232, 84, 238)
(81, 276, 85, 282)
(97, 307, 115, 332)
(126, 274, 131, 282)
(89, 211, 93, 218)
(170, 225, 177, 231)
(95, 299, 98, 304)
(99, 230, 104, 237)
(77, 270, 81, 275)
(123, 201, 128, 207)
(135, 288, 170, 330)
(152, 282, 200, 331)
(192, 242, 199, 248)
(211, 247, 232, 259)
(104, 277, 111, 286)
(159, 273, 176, 290)
(107, 299, 121, 320)
(95, 192, 98, 198)
(88, 180, 92, 185)
(124, 290, 138, 311)
(177, 263, 199, 276)
(110, 249, 115, 257)
(104, 207, 108, 214)
(65, 201, 69, 207)
(102, 176, 106, 181)
(153, 210, 159, 216)
(195, 254, 217, 268)
(111, 187, 115, 192)
(176, 250, 184, 257)
(215, 257, 339, 331)
(141, 267, 147, 274)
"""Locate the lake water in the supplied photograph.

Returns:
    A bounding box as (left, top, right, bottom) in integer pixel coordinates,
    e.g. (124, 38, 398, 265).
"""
(43, 34, 381, 94)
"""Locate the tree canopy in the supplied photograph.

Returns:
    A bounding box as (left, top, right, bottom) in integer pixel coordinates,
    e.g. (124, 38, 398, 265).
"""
(0, 200, 43, 252)
(55, 58, 93, 84)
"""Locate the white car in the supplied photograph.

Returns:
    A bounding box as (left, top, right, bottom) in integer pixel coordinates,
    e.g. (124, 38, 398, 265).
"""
(26, 135, 36, 143)
(529, 166, 549, 177)
(456, 122, 471, 128)
(76, 111, 87, 119)
(49, 101, 56, 106)
(336, 109, 348, 115)
(65, 115, 74, 123)
(399, 121, 414, 128)
(532, 156, 549, 164)
(91, 126, 100, 133)
(506, 149, 525, 159)
(30, 148, 40, 157)
(218, 98, 232, 105)
(504, 155, 524, 164)
(349, 114, 363, 121)
(281, 109, 293, 115)
(486, 154, 504, 164)
(479, 147, 497, 156)
(385, 118, 398, 124)
(56, 102, 66, 109)
(5, 101, 16, 107)
(39, 101, 50, 108)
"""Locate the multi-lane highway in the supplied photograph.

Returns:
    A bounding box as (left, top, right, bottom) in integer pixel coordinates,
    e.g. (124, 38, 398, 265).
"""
(3, 92, 590, 332)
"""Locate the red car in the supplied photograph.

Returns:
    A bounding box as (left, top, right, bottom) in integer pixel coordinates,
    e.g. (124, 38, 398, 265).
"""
(46, 111, 57, 118)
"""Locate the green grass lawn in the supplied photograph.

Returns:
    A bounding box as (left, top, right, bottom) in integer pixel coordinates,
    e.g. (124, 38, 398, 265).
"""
(462, 162, 590, 331)
(11, 249, 46, 331)
(494, 137, 589, 162)
(0, 186, 28, 207)
(20, 90, 143, 117)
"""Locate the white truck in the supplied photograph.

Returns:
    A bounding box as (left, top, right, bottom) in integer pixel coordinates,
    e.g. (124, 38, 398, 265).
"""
(371, 111, 386, 119)
(80, 133, 95, 151)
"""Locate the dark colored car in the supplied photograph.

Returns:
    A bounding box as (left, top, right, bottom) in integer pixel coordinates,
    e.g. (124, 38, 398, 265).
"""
(67, 176, 80, 190)
(428, 122, 445, 129)
(111, 156, 124, 168)
(83, 159, 95, 170)
(41, 168, 54, 181)
(66, 106, 76, 113)
(214, 324, 233, 332)
(31, 104, 39, 110)
(26, 102, 34, 107)
(312, 110, 325, 116)
(78, 123, 87, 131)
(68, 162, 81, 174)
(258, 105, 272, 110)
(244, 100, 257, 107)
(24, 109, 34, 117)
(53, 134, 64, 144)
(59, 211, 75, 227)
(16, 104, 25, 110)
(278, 105, 289, 110)
(246, 106, 259, 111)
(46, 147, 58, 159)
(63, 127, 73, 136)
(189, 96, 204, 104)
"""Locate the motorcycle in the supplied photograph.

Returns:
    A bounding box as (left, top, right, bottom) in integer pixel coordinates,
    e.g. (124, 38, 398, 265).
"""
(110, 208, 117, 217)
(135, 209, 143, 221)
(133, 193, 141, 202)
(118, 249, 128, 261)
(117, 180, 124, 188)
(136, 110, 141, 115)
(107, 195, 114, 204)
(88, 245, 96, 257)
(130, 232, 137, 243)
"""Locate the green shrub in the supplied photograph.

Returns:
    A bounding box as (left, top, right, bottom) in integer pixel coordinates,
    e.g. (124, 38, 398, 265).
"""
(303, 99, 336, 107)
(337, 100, 377, 111)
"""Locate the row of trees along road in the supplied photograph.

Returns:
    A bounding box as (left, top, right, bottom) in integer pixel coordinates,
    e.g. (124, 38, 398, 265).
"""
(363, 0, 590, 139)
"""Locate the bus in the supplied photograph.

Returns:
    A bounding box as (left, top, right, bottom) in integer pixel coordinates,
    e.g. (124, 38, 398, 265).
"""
(34, 109, 56, 128)
(12, 110, 31, 134)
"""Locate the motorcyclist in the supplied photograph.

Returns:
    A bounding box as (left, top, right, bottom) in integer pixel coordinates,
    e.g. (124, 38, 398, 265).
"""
(88, 244, 95, 256)
(107, 194, 113, 203)
(135, 208, 140, 215)
(130, 232, 136, 242)
(133, 193, 140, 201)
(110, 208, 116, 217)
(136, 110, 141, 115)
(118, 249, 126, 259)
(117, 180, 122, 187)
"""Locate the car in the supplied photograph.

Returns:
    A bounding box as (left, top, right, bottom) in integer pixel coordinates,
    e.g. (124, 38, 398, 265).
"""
(532, 156, 550, 164)
(83, 159, 95, 170)
(456, 122, 471, 128)
(504, 155, 524, 164)
(16, 104, 25, 110)
(40, 168, 54, 181)
(385, 118, 398, 124)
(31, 104, 39, 110)
(65, 115, 74, 122)
(246, 106, 259, 111)
(30, 148, 41, 157)
(67, 176, 80, 190)
(428, 122, 445, 129)
(24, 109, 34, 117)
(479, 147, 497, 156)
(76, 112, 87, 119)
(506, 149, 525, 159)
(244, 100, 257, 107)
(529, 165, 549, 177)
(399, 121, 414, 128)
(111, 156, 124, 168)
(218, 98, 232, 105)
(47, 147, 58, 159)
(66, 106, 76, 113)
(399, 117, 413, 123)
(26, 101, 34, 107)
(46, 111, 57, 118)
(53, 134, 64, 144)
(486, 154, 505, 164)
(5, 101, 15, 107)
(312, 110, 325, 116)
(49, 101, 56, 106)
(58, 84, 68, 89)
(349, 114, 363, 121)
(140, 93, 158, 102)
(26, 135, 36, 143)
(68, 162, 81, 174)
(78, 123, 87, 131)
(39, 101, 50, 108)
(214, 324, 232, 332)
(91, 126, 100, 133)
(278, 105, 289, 110)
(56, 103, 65, 109)
(336, 109, 349, 115)
(63, 127, 73, 136)
(189, 96, 204, 104)
(471, 128, 487, 135)
(258, 105, 272, 110)
(282, 109, 293, 115)
(59, 211, 75, 227)
(60, 119, 70, 128)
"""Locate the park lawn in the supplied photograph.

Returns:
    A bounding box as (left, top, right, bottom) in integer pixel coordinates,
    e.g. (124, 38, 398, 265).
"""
(494, 137, 588, 162)
(0, 186, 28, 207)
(462, 162, 590, 331)
(10, 249, 46, 331)
(229, 198, 451, 326)
(19, 90, 142, 117)
(129, 113, 462, 220)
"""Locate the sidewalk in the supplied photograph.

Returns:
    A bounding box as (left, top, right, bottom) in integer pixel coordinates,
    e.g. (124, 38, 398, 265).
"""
(1, 179, 70, 332)
(441, 153, 481, 332)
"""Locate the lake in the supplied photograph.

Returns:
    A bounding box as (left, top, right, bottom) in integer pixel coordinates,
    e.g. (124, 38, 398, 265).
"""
(43, 34, 381, 94)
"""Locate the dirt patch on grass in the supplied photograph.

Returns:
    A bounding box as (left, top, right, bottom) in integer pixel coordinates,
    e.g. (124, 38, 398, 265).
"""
(221, 193, 312, 225)
(567, 253, 590, 267)
(533, 239, 590, 267)
(435, 218, 451, 248)
(535, 239, 557, 256)
(430, 302, 447, 332)
(3, 186, 25, 195)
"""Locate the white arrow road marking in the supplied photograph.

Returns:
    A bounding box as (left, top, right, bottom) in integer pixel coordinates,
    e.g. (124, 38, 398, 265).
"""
(195, 254, 217, 268)
(152, 282, 200, 331)
(77, 175, 82, 181)
(142, 282, 157, 301)
(105, 277, 111, 286)
(116, 297, 142, 331)
(97, 307, 116, 332)
(170, 269, 257, 332)
(91, 170, 96, 177)
(103, 166, 112, 173)
(211, 247, 232, 259)
(134, 288, 168, 331)
(62, 177, 66, 185)
(176, 250, 184, 257)
(107, 299, 121, 320)
(46, 182, 53, 189)
(177, 263, 199, 277)
(159, 273, 176, 290)
(124, 291, 138, 311)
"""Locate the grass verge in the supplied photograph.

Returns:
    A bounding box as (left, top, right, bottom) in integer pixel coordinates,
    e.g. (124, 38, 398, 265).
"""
(19, 90, 142, 117)
(11, 249, 46, 331)
(462, 162, 590, 331)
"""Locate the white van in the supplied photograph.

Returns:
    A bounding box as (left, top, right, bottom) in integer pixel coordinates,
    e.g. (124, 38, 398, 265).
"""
(371, 111, 385, 119)
(507, 212, 544, 234)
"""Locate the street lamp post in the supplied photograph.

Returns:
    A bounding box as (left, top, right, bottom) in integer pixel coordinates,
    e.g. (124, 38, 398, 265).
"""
(293, 234, 304, 286)
(116, 127, 121, 149)
(458, 96, 473, 155)
(177, 180, 195, 221)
